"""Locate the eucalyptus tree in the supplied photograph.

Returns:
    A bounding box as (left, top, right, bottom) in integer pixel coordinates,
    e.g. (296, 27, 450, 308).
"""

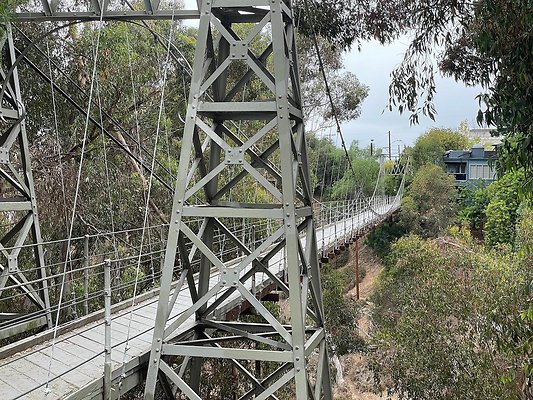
(298, 0, 533, 181)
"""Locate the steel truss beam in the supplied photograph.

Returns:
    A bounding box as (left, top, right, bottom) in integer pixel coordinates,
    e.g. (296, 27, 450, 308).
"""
(144, 0, 332, 398)
(12, 0, 199, 22)
(0, 25, 52, 335)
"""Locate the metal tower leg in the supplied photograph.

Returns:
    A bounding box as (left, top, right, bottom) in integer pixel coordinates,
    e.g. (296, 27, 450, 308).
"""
(144, 0, 332, 398)
(0, 25, 52, 338)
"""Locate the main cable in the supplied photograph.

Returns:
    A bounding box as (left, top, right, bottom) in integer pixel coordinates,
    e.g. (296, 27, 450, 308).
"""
(301, 0, 359, 187)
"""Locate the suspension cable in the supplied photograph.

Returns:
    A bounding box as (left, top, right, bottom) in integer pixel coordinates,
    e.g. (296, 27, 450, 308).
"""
(301, 0, 359, 185)
(45, 40, 69, 233)
(118, 9, 179, 396)
(44, 7, 106, 396)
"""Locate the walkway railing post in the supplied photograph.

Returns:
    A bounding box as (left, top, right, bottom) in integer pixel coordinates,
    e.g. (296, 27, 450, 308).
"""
(83, 234, 89, 315)
(343, 201, 347, 245)
(355, 238, 360, 300)
(251, 225, 256, 298)
(103, 259, 112, 399)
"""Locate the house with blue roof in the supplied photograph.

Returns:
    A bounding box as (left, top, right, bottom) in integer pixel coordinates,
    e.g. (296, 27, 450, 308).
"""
(443, 144, 498, 186)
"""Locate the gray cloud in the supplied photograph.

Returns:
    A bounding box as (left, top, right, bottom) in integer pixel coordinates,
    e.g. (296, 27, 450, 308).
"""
(341, 40, 482, 150)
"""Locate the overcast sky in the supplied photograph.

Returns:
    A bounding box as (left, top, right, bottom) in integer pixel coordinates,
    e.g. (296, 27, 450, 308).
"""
(341, 40, 483, 151)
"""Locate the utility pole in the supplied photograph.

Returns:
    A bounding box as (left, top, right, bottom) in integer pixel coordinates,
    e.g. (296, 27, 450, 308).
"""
(388, 130, 392, 160)
(355, 239, 360, 300)
(370, 139, 374, 156)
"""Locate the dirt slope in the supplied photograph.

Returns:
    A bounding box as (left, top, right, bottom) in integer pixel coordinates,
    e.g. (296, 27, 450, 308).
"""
(332, 243, 394, 400)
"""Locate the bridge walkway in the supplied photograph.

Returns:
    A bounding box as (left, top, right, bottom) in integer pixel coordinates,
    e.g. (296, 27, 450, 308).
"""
(0, 201, 399, 399)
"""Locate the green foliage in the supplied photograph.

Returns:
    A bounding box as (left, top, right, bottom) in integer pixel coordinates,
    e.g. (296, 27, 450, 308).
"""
(470, 1, 533, 181)
(365, 221, 406, 260)
(298, 35, 369, 129)
(485, 199, 513, 248)
(328, 157, 379, 199)
(321, 265, 365, 356)
(458, 169, 528, 246)
(457, 182, 491, 231)
(483, 169, 526, 247)
(399, 164, 457, 237)
(497, 134, 533, 191)
(308, 137, 379, 199)
(494, 207, 533, 390)
(410, 127, 471, 171)
(0, 0, 17, 20)
(371, 234, 532, 399)
(516, 206, 533, 255)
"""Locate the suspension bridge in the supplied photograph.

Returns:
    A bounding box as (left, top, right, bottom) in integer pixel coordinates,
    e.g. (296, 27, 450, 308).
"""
(0, 1, 409, 398)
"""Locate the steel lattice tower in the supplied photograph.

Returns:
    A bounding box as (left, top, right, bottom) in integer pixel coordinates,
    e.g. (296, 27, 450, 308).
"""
(5, 0, 333, 396)
(144, 0, 332, 398)
(0, 26, 51, 338)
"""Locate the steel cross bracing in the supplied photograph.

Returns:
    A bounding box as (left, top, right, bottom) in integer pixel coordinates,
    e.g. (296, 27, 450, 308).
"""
(143, 0, 333, 398)
(0, 26, 52, 338)
(0, 197, 400, 399)
(0, 1, 410, 398)
(7, 0, 333, 398)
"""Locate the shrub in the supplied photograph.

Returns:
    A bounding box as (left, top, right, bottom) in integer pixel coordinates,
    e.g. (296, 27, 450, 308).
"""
(399, 164, 457, 238)
(371, 234, 531, 399)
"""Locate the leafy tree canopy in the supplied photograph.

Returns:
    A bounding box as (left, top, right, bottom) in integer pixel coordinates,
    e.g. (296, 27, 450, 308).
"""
(297, 0, 533, 181)
(372, 232, 532, 399)
(410, 126, 471, 171)
(399, 163, 456, 237)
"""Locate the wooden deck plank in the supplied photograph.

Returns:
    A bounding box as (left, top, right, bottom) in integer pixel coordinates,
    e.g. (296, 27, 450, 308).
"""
(0, 375, 24, 400)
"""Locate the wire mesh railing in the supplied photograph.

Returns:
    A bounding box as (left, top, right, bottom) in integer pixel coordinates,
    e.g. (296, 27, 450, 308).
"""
(0, 195, 401, 344)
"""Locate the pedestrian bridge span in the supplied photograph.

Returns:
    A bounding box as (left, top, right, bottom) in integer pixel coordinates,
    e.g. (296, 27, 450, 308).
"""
(0, 196, 400, 399)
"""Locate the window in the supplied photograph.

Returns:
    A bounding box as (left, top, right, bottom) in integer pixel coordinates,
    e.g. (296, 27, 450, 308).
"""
(469, 163, 497, 180)
(470, 164, 481, 179)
